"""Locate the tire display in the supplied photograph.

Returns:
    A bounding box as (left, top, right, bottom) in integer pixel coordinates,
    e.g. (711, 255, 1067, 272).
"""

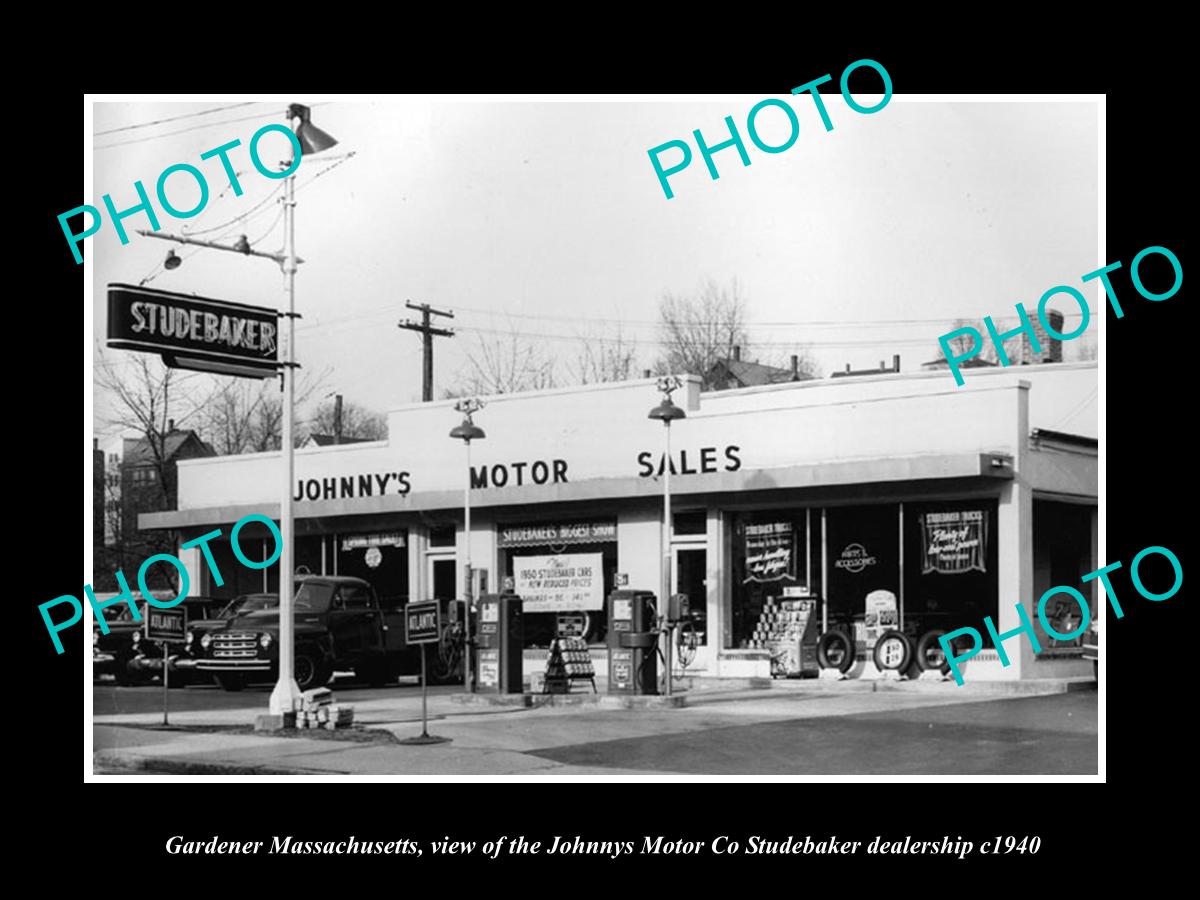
(872, 629, 913, 671)
(914, 629, 952, 675)
(817, 630, 856, 672)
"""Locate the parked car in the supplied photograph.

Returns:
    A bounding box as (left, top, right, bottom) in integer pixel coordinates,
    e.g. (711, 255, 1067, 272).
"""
(93, 594, 225, 686)
(93, 604, 144, 685)
(1082, 619, 1099, 680)
(195, 576, 408, 692)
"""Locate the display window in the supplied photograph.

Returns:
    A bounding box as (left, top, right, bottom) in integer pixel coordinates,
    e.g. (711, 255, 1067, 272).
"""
(825, 503, 900, 631)
(499, 520, 617, 648)
(902, 499, 999, 640)
(336, 531, 409, 609)
(730, 510, 816, 649)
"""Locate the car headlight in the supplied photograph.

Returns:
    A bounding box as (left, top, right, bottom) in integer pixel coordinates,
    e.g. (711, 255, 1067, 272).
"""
(185, 631, 194, 646)
(200, 633, 213, 650)
(131, 631, 141, 646)
(259, 633, 273, 649)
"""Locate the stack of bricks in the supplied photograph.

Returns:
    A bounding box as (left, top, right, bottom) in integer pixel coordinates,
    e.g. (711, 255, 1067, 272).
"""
(294, 687, 354, 731)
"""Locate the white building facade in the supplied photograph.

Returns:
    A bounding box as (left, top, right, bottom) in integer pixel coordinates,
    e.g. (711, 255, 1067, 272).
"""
(145, 362, 1098, 681)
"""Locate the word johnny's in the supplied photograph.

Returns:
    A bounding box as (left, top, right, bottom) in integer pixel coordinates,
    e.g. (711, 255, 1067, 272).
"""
(648, 58, 892, 200)
(41, 513, 282, 653)
(937, 244, 1183, 386)
(938, 543, 1182, 685)
(58, 124, 304, 265)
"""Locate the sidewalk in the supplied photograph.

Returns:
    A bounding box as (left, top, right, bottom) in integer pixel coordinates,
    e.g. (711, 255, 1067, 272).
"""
(93, 677, 1095, 776)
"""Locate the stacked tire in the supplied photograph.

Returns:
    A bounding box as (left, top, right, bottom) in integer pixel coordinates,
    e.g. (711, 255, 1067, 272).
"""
(816, 630, 856, 673)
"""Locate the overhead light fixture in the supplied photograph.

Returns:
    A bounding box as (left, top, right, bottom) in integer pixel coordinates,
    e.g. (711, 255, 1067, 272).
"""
(232, 234, 251, 254)
(288, 103, 338, 156)
(163, 249, 182, 270)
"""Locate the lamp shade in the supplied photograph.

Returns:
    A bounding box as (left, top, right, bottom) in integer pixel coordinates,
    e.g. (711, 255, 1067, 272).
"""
(296, 121, 339, 155)
(648, 399, 686, 422)
(450, 420, 486, 442)
(288, 103, 338, 155)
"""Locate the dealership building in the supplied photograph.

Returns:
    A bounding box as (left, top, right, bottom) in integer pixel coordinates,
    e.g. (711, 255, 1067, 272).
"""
(145, 361, 1098, 681)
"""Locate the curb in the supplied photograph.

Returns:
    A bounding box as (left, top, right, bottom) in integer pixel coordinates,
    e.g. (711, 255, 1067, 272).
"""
(94, 752, 334, 776)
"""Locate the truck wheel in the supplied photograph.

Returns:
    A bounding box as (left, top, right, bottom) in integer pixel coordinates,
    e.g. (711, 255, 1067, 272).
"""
(216, 674, 245, 692)
(294, 653, 320, 690)
(915, 630, 952, 675)
(817, 631, 855, 673)
(873, 630, 913, 671)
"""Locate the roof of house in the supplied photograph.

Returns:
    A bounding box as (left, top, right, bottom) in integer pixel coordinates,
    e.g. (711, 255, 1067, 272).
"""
(709, 358, 799, 388)
(304, 433, 373, 447)
(122, 430, 215, 467)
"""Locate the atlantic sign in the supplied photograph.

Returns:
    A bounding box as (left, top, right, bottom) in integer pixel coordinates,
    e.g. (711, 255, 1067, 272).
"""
(107, 283, 280, 377)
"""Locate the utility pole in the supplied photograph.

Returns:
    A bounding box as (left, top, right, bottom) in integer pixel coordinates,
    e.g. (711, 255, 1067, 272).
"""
(399, 301, 454, 401)
(333, 394, 343, 444)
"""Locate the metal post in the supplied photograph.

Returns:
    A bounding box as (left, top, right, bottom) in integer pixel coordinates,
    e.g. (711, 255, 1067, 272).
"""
(662, 420, 673, 697)
(270, 171, 301, 716)
(463, 439, 473, 693)
(419, 644, 429, 738)
(162, 642, 169, 726)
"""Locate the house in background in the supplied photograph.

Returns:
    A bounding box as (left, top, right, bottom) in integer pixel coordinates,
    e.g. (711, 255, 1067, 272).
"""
(118, 421, 215, 586)
(706, 346, 812, 391)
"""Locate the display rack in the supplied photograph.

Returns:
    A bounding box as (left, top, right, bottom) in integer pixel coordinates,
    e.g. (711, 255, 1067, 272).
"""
(542, 636, 597, 693)
(747, 596, 820, 677)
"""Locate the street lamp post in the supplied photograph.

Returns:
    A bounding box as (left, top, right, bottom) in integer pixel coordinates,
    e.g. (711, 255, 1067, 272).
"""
(648, 376, 686, 698)
(137, 103, 339, 719)
(450, 398, 486, 693)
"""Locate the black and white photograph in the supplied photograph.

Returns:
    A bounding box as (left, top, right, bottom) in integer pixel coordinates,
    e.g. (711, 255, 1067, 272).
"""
(82, 89, 1107, 781)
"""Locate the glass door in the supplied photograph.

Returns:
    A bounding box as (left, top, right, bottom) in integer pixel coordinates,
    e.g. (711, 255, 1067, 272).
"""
(674, 547, 707, 646)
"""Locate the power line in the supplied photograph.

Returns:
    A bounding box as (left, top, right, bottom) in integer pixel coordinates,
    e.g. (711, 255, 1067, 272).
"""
(94, 109, 284, 151)
(95, 103, 260, 137)
(447, 303, 1088, 329)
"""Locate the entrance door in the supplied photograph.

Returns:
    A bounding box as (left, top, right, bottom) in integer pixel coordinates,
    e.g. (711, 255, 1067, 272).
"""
(429, 556, 457, 602)
(674, 547, 707, 646)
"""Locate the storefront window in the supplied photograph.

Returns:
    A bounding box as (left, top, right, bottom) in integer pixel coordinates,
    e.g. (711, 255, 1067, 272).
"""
(731, 512, 810, 649)
(902, 500, 999, 641)
(1031, 500, 1093, 655)
(336, 532, 409, 610)
(428, 525, 456, 548)
(499, 520, 617, 648)
(826, 504, 900, 631)
(672, 510, 706, 536)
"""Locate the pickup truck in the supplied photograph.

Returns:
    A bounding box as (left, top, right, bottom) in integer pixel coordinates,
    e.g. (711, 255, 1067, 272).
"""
(195, 576, 417, 692)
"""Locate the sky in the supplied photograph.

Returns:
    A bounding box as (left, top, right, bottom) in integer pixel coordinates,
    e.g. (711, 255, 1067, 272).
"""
(90, 96, 1098, 452)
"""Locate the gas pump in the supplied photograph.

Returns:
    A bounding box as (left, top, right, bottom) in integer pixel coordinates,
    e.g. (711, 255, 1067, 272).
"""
(606, 589, 658, 694)
(475, 592, 523, 694)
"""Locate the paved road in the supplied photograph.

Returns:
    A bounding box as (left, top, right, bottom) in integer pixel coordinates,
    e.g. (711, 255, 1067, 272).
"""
(531, 691, 1096, 774)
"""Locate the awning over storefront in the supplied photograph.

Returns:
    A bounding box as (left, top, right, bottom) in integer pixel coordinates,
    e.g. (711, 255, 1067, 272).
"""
(141, 451, 1017, 532)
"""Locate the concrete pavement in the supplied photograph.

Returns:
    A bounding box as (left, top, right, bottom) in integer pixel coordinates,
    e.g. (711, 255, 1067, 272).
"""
(93, 678, 1097, 776)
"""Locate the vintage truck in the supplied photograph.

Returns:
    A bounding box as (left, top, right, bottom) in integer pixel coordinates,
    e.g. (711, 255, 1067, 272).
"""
(194, 575, 421, 692)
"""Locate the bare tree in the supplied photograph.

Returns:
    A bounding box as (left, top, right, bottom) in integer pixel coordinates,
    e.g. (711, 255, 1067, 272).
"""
(449, 323, 558, 396)
(202, 369, 330, 454)
(655, 277, 749, 387)
(570, 323, 639, 385)
(945, 318, 998, 363)
(94, 353, 211, 587)
(309, 396, 388, 441)
(764, 348, 823, 380)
